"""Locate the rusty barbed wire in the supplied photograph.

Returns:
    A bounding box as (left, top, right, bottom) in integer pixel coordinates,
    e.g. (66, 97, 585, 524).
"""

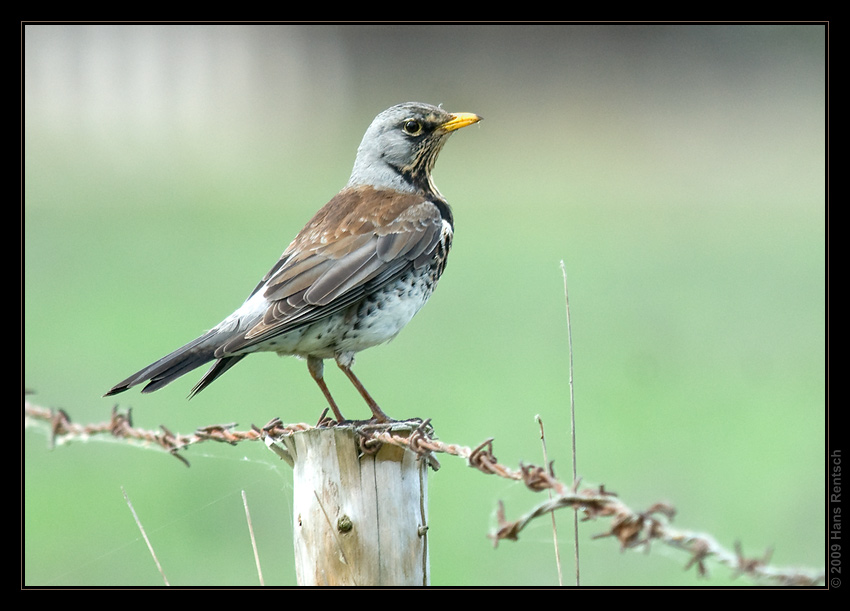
(24, 399, 824, 586)
(24, 400, 311, 466)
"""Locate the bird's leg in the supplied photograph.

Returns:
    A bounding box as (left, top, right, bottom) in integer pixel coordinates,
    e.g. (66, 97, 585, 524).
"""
(335, 357, 391, 423)
(307, 356, 346, 422)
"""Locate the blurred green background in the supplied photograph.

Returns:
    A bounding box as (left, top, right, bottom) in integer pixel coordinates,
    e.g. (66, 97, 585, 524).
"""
(24, 24, 825, 587)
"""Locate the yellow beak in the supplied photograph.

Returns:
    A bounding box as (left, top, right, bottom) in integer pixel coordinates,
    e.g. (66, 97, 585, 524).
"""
(442, 112, 482, 132)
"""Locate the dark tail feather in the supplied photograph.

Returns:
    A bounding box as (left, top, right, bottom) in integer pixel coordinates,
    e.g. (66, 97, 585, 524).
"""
(188, 354, 246, 398)
(104, 331, 235, 397)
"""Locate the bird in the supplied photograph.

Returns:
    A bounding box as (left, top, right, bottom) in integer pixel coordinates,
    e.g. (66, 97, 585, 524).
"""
(105, 102, 481, 423)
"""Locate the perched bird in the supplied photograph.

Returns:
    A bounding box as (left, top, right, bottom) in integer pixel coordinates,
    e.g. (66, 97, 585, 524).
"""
(105, 102, 481, 422)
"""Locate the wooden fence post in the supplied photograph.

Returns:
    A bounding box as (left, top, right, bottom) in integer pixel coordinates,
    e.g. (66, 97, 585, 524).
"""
(274, 426, 430, 586)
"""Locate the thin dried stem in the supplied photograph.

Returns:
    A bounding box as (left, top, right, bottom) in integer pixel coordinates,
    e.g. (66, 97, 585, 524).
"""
(560, 260, 581, 586)
(242, 491, 264, 586)
(122, 486, 169, 586)
(536, 415, 563, 586)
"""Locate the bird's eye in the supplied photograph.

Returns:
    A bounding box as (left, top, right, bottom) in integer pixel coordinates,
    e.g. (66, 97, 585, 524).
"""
(402, 119, 423, 136)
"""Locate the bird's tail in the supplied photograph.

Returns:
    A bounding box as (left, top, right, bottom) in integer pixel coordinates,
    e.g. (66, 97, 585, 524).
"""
(104, 331, 245, 398)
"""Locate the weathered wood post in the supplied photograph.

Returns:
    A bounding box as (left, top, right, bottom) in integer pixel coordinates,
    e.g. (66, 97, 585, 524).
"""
(269, 424, 431, 586)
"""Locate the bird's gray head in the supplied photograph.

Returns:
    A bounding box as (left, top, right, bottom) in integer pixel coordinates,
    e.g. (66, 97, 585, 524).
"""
(348, 102, 481, 197)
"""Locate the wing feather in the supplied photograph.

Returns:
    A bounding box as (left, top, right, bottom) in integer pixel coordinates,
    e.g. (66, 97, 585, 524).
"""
(219, 186, 448, 354)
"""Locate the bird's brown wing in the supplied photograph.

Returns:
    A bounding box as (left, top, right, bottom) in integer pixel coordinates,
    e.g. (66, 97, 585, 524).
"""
(215, 186, 446, 356)
(105, 186, 447, 398)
